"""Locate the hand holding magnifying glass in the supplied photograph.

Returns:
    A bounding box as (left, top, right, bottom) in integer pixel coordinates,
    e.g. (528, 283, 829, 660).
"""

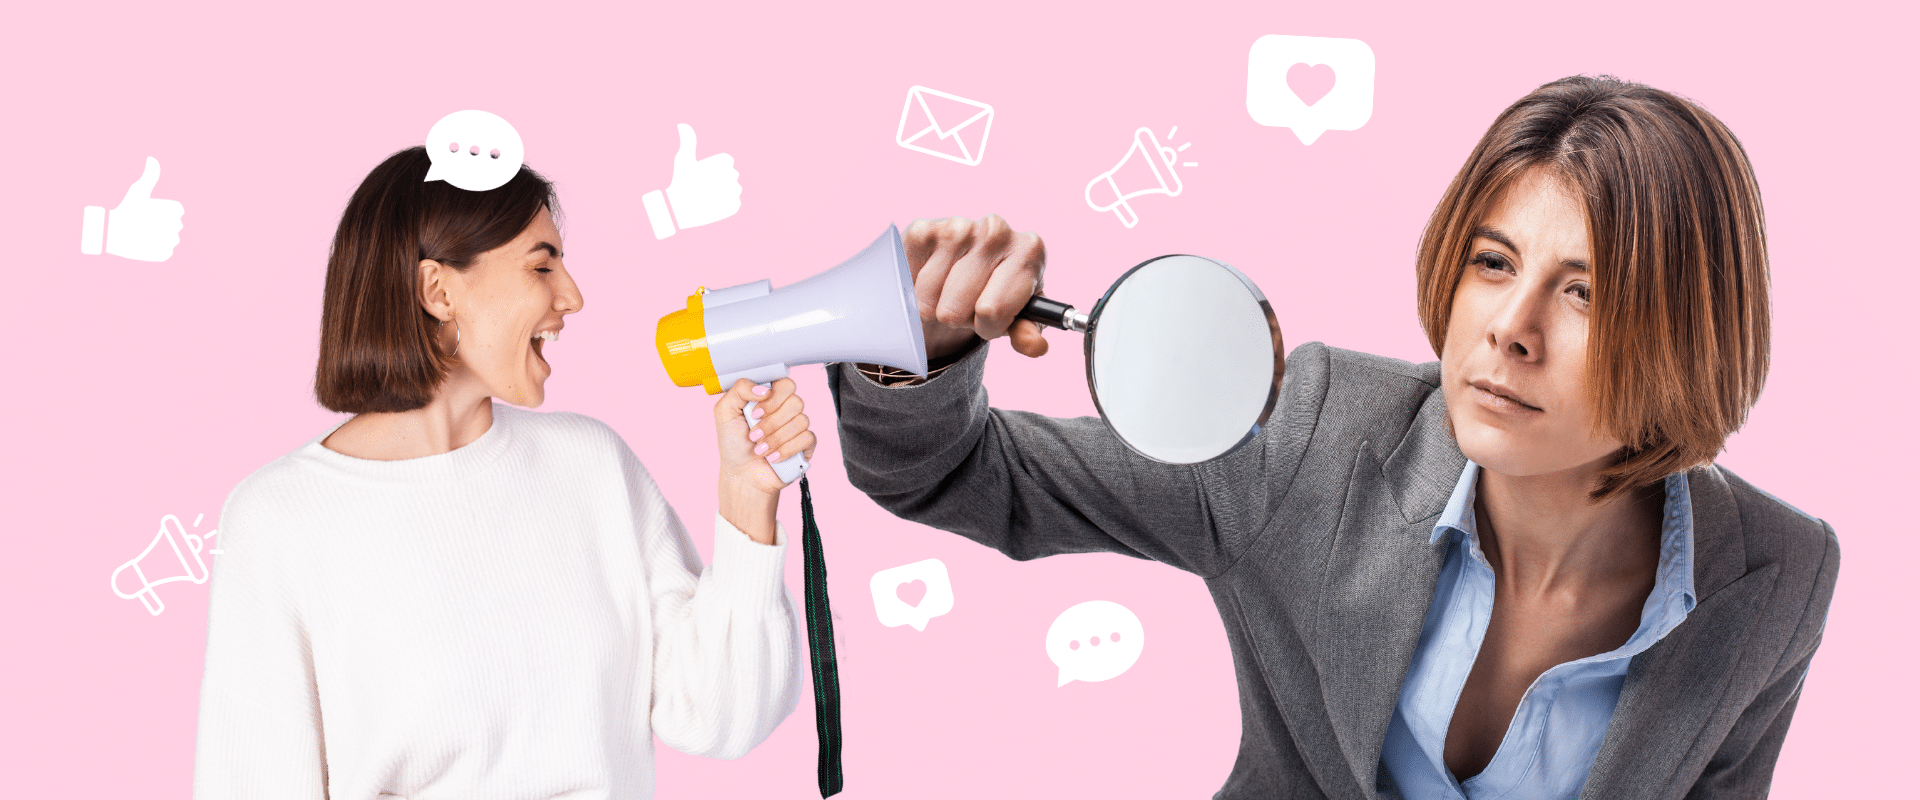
(905, 216, 1284, 464)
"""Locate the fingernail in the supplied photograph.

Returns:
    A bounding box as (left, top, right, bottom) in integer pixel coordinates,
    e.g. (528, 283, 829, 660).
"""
(751, 384, 769, 396)
(754, 442, 768, 455)
(748, 428, 764, 442)
(767, 451, 781, 462)
(749, 407, 764, 419)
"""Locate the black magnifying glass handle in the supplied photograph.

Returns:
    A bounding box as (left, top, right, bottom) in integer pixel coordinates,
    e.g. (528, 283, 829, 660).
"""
(1017, 295, 1091, 333)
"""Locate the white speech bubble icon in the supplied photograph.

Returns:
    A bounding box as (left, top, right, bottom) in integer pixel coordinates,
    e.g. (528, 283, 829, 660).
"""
(424, 110, 526, 191)
(1046, 600, 1145, 687)
(869, 558, 954, 632)
(1246, 35, 1376, 146)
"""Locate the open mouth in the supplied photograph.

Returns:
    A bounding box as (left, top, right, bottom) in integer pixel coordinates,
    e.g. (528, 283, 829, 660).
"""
(532, 330, 557, 360)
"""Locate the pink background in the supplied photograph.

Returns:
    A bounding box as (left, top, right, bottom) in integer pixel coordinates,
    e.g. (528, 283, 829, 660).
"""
(4, 1, 1912, 796)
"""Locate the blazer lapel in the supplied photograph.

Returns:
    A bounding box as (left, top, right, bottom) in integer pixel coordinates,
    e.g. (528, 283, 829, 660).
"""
(1316, 388, 1464, 792)
(1578, 466, 1777, 800)
(1381, 389, 1465, 526)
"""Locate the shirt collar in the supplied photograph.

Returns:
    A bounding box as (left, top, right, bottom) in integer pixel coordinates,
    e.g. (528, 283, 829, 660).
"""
(1430, 461, 1483, 547)
(1428, 461, 1698, 624)
(1654, 470, 1698, 613)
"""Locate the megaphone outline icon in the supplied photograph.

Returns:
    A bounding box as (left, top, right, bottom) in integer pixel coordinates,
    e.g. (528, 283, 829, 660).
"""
(656, 225, 929, 483)
(1085, 127, 1186, 229)
(111, 514, 211, 616)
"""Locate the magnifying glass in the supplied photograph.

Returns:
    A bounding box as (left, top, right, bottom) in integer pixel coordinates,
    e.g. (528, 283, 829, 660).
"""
(1016, 254, 1284, 464)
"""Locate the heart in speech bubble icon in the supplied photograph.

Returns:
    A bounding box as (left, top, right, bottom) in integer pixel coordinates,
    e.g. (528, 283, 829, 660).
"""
(896, 579, 928, 608)
(1287, 63, 1337, 107)
(870, 559, 954, 631)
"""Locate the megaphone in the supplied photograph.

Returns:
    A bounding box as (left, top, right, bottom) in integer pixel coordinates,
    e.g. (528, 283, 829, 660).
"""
(656, 224, 929, 483)
(111, 514, 210, 615)
(1085, 127, 1185, 229)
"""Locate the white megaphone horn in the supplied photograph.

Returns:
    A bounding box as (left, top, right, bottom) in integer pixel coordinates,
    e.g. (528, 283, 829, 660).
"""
(1085, 127, 1184, 229)
(111, 514, 210, 615)
(656, 224, 928, 483)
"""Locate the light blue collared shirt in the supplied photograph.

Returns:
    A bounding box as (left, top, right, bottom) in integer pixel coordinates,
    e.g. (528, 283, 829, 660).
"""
(1379, 461, 1697, 800)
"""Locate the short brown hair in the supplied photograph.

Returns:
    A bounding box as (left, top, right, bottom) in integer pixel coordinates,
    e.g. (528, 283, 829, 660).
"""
(315, 146, 556, 413)
(1415, 75, 1770, 501)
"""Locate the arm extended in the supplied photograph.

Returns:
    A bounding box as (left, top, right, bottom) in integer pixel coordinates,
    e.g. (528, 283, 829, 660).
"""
(829, 336, 1324, 577)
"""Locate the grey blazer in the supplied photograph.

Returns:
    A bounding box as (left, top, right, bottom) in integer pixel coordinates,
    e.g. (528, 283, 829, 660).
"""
(827, 340, 1839, 800)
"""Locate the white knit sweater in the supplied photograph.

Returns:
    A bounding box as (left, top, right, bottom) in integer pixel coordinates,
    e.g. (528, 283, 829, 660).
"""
(192, 402, 801, 799)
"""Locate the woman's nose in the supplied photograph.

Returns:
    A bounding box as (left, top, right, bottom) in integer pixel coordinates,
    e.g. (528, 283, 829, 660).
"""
(1484, 290, 1545, 361)
(556, 275, 584, 314)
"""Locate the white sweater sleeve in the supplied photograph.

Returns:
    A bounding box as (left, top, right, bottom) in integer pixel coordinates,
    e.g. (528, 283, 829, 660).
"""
(192, 488, 329, 799)
(619, 443, 802, 759)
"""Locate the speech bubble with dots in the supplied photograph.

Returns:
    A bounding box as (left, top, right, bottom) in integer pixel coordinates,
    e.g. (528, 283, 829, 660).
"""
(424, 110, 525, 191)
(1046, 600, 1145, 687)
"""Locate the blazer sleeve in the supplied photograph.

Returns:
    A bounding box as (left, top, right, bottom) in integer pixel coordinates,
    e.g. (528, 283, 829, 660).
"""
(618, 441, 801, 760)
(1683, 522, 1841, 799)
(828, 338, 1329, 577)
(192, 486, 329, 799)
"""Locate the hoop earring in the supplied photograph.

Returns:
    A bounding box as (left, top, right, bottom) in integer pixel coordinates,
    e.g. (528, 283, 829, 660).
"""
(439, 316, 461, 357)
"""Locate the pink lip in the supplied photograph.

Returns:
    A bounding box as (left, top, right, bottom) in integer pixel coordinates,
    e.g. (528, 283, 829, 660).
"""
(1469, 379, 1542, 414)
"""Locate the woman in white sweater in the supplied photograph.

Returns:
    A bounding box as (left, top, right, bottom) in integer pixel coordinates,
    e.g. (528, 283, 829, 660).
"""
(193, 147, 809, 799)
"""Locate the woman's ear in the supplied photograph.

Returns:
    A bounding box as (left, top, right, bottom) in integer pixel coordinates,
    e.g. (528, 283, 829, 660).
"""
(419, 259, 454, 321)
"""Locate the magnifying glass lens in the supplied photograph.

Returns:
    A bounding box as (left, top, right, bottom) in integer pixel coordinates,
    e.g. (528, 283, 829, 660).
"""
(1019, 255, 1282, 465)
(1090, 256, 1279, 463)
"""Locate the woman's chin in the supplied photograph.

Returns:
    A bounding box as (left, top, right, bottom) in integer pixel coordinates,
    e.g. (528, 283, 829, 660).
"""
(519, 378, 547, 408)
(494, 375, 546, 408)
(1452, 420, 1535, 475)
(521, 345, 553, 404)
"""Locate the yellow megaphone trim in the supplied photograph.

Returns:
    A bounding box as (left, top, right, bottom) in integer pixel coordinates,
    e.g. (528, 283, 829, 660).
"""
(656, 288, 723, 394)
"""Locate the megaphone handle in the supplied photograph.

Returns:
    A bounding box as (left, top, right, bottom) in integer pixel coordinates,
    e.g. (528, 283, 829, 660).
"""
(745, 385, 810, 485)
(1018, 295, 1091, 333)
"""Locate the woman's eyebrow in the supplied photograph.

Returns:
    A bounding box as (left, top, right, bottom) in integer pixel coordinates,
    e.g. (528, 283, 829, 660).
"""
(1472, 226, 1519, 254)
(528, 242, 561, 259)
(1472, 226, 1588, 271)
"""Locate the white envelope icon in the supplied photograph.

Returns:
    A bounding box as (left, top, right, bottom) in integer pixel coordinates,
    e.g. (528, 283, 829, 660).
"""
(896, 85, 995, 166)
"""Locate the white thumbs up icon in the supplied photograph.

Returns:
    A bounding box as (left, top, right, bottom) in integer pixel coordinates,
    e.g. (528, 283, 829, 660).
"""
(81, 157, 186, 262)
(642, 124, 743, 239)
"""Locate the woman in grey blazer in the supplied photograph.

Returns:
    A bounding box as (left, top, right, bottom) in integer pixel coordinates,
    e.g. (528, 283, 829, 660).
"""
(827, 76, 1837, 799)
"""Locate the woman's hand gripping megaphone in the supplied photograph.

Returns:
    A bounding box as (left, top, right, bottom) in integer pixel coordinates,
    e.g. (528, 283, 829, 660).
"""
(905, 215, 1052, 360)
(714, 376, 816, 539)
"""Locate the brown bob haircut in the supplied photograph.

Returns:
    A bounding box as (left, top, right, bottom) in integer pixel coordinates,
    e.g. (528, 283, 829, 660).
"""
(315, 146, 557, 413)
(1415, 75, 1770, 501)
